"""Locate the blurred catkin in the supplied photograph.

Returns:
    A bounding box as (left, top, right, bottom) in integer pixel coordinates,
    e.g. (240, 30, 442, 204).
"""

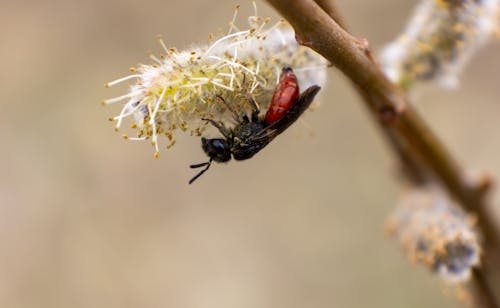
(386, 186, 480, 283)
(103, 4, 326, 157)
(380, 0, 499, 90)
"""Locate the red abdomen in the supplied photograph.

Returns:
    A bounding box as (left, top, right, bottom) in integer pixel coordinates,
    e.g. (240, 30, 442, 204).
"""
(264, 68, 300, 125)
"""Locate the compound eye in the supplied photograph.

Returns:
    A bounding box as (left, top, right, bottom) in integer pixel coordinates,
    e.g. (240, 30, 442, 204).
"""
(201, 138, 231, 162)
(211, 139, 226, 151)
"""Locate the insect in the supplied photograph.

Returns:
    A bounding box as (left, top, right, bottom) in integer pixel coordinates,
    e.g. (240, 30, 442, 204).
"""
(189, 67, 321, 184)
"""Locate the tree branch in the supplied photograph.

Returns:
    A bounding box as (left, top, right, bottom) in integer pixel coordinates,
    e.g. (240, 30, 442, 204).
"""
(265, 0, 500, 307)
(311, 0, 348, 30)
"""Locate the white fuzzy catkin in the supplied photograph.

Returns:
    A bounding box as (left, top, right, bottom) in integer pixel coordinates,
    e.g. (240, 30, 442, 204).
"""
(385, 186, 480, 283)
(380, 0, 499, 90)
(103, 4, 327, 157)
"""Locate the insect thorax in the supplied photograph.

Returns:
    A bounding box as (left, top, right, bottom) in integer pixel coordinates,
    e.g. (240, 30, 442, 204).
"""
(230, 121, 270, 161)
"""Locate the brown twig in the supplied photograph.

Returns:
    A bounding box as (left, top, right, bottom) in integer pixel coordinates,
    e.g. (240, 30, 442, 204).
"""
(311, 0, 348, 30)
(264, 0, 500, 307)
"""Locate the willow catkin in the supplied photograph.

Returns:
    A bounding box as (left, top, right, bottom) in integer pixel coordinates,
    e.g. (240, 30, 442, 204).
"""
(380, 0, 499, 90)
(103, 4, 327, 157)
(386, 186, 480, 283)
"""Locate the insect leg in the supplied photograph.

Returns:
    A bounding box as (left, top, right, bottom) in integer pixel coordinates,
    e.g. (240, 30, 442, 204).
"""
(247, 96, 260, 122)
(216, 94, 239, 122)
(202, 118, 230, 138)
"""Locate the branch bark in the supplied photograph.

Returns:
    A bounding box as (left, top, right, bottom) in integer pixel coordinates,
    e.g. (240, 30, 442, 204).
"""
(264, 0, 500, 307)
(311, 0, 348, 30)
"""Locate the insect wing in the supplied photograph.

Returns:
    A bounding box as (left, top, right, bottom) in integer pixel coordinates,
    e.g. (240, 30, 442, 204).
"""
(251, 85, 321, 142)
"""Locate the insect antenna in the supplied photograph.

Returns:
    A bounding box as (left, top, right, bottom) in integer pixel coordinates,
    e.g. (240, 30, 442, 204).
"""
(189, 158, 213, 184)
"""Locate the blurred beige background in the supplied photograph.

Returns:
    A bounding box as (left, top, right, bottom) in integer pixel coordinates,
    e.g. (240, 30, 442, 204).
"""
(1, 0, 499, 307)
